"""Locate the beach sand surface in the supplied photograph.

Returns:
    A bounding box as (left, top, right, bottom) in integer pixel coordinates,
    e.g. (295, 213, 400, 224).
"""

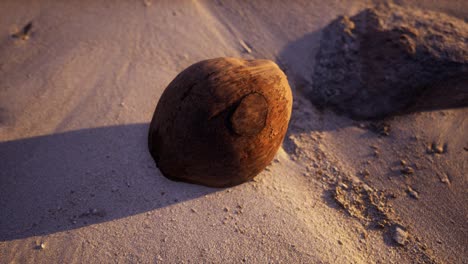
(0, 1, 466, 263)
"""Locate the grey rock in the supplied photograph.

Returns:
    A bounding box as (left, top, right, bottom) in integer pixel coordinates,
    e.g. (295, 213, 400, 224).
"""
(310, 4, 468, 119)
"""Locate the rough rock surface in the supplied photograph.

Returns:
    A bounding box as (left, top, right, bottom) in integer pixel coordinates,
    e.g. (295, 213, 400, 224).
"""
(148, 57, 292, 187)
(310, 4, 468, 119)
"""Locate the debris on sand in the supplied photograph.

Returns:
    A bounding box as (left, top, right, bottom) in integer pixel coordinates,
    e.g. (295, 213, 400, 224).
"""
(333, 180, 437, 262)
(426, 142, 446, 154)
(34, 242, 45, 250)
(239, 39, 252, 54)
(12, 21, 33, 40)
(369, 121, 390, 136)
(142, 0, 151, 7)
(406, 186, 420, 200)
(400, 166, 415, 175)
(79, 208, 107, 218)
(359, 169, 370, 178)
(310, 4, 468, 119)
(333, 180, 391, 228)
(438, 173, 451, 185)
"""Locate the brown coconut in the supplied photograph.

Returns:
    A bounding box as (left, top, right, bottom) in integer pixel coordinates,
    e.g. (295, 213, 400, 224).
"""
(148, 57, 292, 187)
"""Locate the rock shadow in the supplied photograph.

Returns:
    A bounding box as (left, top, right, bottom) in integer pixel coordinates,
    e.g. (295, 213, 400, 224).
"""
(0, 123, 219, 241)
(278, 30, 332, 133)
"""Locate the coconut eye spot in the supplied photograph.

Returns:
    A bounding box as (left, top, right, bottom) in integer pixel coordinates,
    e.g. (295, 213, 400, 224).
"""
(230, 93, 268, 136)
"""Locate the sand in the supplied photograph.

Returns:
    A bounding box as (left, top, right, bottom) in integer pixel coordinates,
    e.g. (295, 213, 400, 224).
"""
(0, 0, 466, 263)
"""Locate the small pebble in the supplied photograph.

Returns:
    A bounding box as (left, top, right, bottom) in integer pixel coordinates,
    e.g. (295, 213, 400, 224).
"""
(427, 142, 445, 154)
(239, 39, 252, 54)
(35, 242, 45, 250)
(434, 144, 444, 154)
(362, 184, 373, 193)
(401, 166, 414, 175)
(143, 0, 151, 7)
(393, 227, 408, 246)
(361, 232, 368, 239)
(407, 186, 419, 199)
(12, 21, 33, 40)
(439, 173, 450, 184)
(360, 170, 370, 177)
